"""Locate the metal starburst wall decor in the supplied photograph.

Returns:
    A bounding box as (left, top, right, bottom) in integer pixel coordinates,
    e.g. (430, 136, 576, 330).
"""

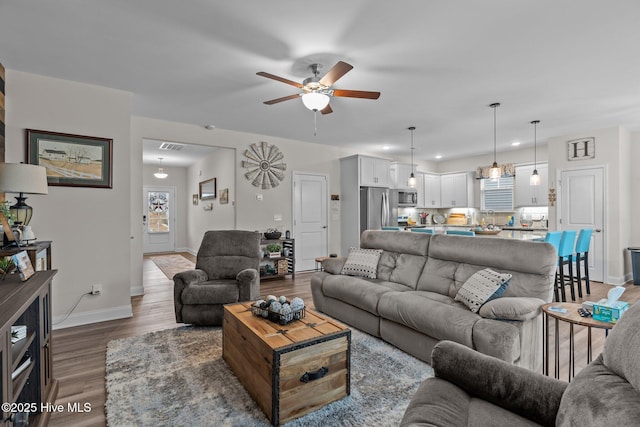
(242, 141, 287, 189)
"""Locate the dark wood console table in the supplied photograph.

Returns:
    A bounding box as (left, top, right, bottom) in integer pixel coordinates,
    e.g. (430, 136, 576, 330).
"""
(0, 270, 58, 426)
(0, 241, 52, 271)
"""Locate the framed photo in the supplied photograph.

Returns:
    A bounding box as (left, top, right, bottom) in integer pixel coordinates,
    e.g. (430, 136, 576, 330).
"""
(199, 178, 216, 200)
(219, 188, 229, 204)
(11, 250, 35, 281)
(26, 129, 113, 188)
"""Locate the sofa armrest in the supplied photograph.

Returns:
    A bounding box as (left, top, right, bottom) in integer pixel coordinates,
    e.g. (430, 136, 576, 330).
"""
(236, 268, 259, 301)
(173, 269, 209, 322)
(431, 340, 567, 426)
(323, 257, 347, 274)
(478, 297, 545, 321)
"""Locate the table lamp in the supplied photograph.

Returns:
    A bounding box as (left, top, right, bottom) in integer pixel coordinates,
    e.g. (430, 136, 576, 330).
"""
(0, 163, 49, 225)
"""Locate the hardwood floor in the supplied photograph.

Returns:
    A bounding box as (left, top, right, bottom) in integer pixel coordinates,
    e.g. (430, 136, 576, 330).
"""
(49, 256, 640, 426)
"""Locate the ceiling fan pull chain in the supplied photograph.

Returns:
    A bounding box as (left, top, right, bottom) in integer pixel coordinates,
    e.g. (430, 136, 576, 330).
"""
(314, 110, 318, 136)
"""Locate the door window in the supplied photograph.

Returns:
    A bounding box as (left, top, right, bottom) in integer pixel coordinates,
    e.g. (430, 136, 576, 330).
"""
(147, 191, 170, 233)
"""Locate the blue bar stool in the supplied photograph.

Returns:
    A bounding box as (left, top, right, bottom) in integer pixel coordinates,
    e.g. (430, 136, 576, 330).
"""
(445, 229, 475, 236)
(543, 231, 562, 249)
(556, 230, 577, 302)
(410, 228, 434, 234)
(575, 228, 593, 297)
(382, 226, 403, 231)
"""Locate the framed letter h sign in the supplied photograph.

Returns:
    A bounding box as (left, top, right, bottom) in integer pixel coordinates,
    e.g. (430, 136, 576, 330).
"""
(567, 137, 595, 161)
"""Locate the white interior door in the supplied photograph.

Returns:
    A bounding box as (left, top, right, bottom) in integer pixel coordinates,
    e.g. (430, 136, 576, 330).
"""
(293, 173, 328, 271)
(143, 186, 176, 253)
(559, 167, 604, 282)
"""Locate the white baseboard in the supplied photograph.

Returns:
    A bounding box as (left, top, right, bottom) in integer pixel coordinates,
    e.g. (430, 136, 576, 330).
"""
(130, 285, 144, 296)
(52, 304, 132, 330)
(186, 248, 197, 256)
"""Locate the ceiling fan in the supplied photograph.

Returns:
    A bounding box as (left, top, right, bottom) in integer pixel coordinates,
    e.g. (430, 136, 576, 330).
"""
(257, 61, 380, 114)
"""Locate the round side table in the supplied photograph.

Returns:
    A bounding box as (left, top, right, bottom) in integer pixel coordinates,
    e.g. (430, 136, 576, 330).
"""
(541, 302, 614, 381)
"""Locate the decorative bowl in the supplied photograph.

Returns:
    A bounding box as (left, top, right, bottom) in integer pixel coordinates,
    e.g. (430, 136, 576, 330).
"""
(264, 231, 282, 240)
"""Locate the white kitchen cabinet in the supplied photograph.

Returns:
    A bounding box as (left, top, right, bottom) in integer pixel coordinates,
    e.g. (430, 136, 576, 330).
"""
(422, 173, 441, 208)
(390, 162, 417, 189)
(515, 163, 548, 207)
(360, 156, 390, 187)
(440, 172, 473, 208)
(415, 172, 425, 206)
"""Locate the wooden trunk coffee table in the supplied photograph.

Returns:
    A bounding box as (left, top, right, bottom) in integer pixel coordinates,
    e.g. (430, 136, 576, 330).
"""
(223, 302, 351, 426)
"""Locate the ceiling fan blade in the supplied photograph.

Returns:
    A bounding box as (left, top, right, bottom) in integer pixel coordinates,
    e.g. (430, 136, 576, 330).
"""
(263, 94, 300, 105)
(333, 89, 381, 100)
(257, 72, 303, 88)
(321, 104, 333, 115)
(319, 61, 353, 87)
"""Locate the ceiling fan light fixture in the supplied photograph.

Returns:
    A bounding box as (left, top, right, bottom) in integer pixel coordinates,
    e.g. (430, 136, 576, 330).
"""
(302, 91, 330, 111)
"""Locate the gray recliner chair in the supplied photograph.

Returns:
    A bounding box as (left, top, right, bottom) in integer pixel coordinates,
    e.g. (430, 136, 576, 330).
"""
(173, 230, 261, 325)
(401, 300, 640, 426)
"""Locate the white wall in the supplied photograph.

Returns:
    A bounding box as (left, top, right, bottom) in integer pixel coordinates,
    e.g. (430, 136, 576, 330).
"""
(187, 148, 236, 252)
(5, 70, 133, 328)
(547, 127, 631, 284)
(142, 164, 189, 252)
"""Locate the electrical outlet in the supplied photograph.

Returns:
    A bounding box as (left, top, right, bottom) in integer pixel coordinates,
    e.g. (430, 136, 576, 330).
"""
(91, 284, 102, 295)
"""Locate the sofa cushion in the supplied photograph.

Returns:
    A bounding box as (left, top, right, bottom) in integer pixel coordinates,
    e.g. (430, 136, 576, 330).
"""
(455, 268, 512, 313)
(377, 252, 426, 289)
(478, 297, 545, 321)
(378, 291, 477, 347)
(341, 247, 383, 279)
(602, 299, 640, 391)
(557, 355, 640, 426)
(322, 275, 411, 315)
(180, 280, 239, 305)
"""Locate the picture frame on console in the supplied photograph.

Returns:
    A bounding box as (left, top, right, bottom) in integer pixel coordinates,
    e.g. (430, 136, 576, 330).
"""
(26, 129, 113, 188)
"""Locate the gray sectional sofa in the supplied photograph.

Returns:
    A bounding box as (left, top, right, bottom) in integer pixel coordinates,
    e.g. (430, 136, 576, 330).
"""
(311, 230, 557, 371)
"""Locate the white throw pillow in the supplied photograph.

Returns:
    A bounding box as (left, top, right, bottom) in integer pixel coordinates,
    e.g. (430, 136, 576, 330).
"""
(455, 268, 512, 313)
(341, 248, 383, 279)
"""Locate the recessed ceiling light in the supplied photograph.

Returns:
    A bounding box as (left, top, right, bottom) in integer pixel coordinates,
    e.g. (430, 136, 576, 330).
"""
(205, 124, 216, 130)
(383, 145, 390, 150)
(512, 141, 521, 146)
(435, 155, 442, 159)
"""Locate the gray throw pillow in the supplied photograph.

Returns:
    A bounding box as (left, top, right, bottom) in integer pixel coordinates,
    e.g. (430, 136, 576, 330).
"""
(455, 268, 512, 313)
(341, 247, 383, 279)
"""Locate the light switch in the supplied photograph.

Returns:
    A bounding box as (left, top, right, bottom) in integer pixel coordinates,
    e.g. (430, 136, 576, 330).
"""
(256, 194, 263, 201)
(274, 214, 282, 221)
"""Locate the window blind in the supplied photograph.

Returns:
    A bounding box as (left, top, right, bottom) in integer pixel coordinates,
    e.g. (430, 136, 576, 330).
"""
(481, 177, 514, 212)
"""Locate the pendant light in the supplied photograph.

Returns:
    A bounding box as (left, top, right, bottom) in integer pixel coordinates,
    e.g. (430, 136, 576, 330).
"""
(489, 103, 502, 179)
(154, 157, 168, 179)
(530, 120, 541, 186)
(407, 126, 417, 188)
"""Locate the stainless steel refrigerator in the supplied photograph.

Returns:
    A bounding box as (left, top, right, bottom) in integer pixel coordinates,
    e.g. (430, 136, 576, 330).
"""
(360, 187, 398, 235)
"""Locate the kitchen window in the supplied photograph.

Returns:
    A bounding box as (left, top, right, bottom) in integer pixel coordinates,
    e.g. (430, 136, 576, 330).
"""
(481, 177, 514, 212)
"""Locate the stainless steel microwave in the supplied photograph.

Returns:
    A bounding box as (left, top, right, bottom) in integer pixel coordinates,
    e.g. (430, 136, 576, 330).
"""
(397, 190, 417, 206)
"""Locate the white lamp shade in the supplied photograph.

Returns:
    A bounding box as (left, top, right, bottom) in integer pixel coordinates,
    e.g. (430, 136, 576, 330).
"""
(408, 174, 417, 188)
(302, 92, 330, 111)
(0, 163, 49, 194)
(530, 169, 541, 186)
(154, 168, 168, 179)
(489, 163, 501, 179)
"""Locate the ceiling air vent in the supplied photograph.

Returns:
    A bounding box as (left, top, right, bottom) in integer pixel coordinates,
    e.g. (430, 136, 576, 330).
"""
(158, 142, 184, 151)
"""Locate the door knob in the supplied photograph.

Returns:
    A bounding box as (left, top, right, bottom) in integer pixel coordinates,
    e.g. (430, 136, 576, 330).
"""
(595, 228, 602, 232)
(322, 226, 327, 229)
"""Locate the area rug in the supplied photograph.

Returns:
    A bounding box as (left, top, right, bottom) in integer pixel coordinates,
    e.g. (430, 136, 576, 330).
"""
(149, 254, 195, 279)
(106, 326, 433, 426)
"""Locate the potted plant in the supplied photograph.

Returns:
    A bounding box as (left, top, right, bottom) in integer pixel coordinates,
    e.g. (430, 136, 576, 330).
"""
(0, 256, 15, 280)
(266, 244, 282, 258)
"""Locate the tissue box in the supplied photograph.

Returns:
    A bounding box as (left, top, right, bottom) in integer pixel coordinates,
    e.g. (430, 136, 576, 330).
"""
(593, 299, 629, 323)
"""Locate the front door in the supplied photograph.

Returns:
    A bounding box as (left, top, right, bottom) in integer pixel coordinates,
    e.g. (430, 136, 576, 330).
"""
(143, 186, 176, 253)
(293, 173, 328, 271)
(559, 167, 604, 282)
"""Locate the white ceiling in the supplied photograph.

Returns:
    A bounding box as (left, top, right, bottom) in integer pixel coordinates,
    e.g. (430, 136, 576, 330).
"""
(2, 1, 640, 164)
